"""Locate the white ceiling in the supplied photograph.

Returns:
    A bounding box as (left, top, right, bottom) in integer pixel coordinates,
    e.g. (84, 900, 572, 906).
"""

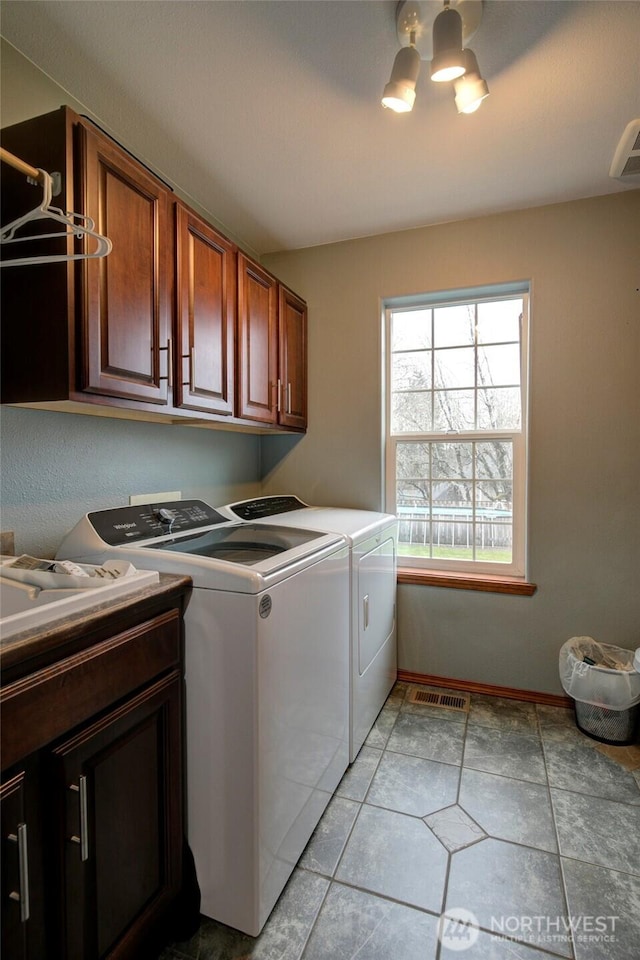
(2, 1, 639, 255)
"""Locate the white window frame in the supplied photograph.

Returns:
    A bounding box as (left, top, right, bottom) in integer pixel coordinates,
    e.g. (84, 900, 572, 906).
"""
(384, 283, 530, 578)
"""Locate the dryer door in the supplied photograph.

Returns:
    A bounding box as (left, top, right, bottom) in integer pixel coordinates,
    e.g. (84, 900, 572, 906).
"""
(357, 534, 396, 676)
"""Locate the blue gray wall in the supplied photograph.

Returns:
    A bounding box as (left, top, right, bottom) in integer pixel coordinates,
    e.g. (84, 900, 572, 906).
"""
(1, 408, 260, 557)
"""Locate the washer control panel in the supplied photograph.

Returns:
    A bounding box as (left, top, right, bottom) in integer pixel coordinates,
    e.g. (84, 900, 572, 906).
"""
(87, 500, 226, 546)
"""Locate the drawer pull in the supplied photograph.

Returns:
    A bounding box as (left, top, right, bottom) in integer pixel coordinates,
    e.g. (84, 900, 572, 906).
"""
(7, 822, 30, 922)
(69, 775, 89, 862)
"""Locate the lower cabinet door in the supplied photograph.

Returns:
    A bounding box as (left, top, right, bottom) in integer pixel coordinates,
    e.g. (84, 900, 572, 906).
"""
(50, 672, 182, 960)
(0, 759, 46, 960)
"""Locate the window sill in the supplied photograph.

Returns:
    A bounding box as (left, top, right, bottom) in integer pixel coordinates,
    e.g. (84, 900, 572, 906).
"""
(397, 568, 537, 596)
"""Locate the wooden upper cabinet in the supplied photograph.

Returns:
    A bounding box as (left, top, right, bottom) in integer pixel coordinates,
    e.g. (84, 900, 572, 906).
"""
(278, 286, 307, 430)
(79, 124, 171, 404)
(1, 107, 307, 431)
(175, 205, 236, 415)
(237, 253, 278, 423)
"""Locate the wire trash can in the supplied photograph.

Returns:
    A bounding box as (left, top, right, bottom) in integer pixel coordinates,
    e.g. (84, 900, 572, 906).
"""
(559, 637, 640, 745)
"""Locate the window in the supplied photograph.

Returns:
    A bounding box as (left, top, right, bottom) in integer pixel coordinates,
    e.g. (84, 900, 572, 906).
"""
(385, 285, 529, 577)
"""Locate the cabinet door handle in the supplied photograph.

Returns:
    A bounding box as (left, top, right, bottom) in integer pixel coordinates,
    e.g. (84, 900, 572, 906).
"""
(159, 338, 173, 387)
(7, 823, 30, 922)
(363, 595, 369, 630)
(286, 382, 292, 414)
(190, 347, 197, 392)
(276, 378, 282, 413)
(69, 775, 89, 862)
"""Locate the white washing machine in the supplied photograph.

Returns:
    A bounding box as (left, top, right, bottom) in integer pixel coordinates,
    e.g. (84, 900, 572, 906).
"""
(56, 500, 349, 936)
(217, 496, 397, 761)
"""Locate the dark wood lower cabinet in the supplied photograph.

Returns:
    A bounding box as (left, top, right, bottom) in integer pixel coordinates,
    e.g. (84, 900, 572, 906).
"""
(1, 761, 45, 960)
(0, 583, 195, 959)
(52, 673, 182, 960)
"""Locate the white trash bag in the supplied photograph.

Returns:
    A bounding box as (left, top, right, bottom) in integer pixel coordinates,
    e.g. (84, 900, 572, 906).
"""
(559, 637, 640, 710)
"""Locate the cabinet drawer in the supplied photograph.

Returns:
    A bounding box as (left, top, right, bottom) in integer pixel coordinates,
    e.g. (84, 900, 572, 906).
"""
(1, 610, 180, 771)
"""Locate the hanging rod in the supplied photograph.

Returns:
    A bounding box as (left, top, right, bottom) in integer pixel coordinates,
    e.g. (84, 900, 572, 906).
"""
(0, 146, 46, 185)
(1, 146, 111, 266)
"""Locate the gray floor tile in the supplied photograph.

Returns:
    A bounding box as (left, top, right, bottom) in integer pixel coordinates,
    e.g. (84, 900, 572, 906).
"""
(459, 768, 558, 853)
(335, 746, 381, 801)
(386, 680, 410, 704)
(299, 796, 360, 877)
(166, 868, 329, 959)
(301, 882, 439, 960)
(161, 677, 640, 959)
(446, 838, 571, 957)
(469, 695, 540, 736)
(424, 804, 486, 852)
(536, 704, 587, 744)
(463, 725, 547, 784)
(364, 703, 399, 748)
(440, 927, 561, 959)
(335, 804, 448, 913)
(387, 710, 466, 765)
(366, 750, 460, 817)
(543, 737, 640, 802)
(562, 857, 640, 960)
(551, 788, 640, 875)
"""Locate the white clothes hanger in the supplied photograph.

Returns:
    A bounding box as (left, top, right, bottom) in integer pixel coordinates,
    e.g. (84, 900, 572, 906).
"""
(0, 147, 112, 267)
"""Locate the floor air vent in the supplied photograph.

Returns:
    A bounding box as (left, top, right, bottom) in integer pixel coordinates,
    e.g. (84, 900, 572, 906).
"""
(407, 686, 470, 713)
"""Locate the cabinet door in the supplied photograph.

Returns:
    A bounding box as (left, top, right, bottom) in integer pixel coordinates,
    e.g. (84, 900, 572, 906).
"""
(237, 253, 278, 423)
(1, 764, 45, 960)
(79, 124, 171, 404)
(50, 672, 182, 960)
(176, 205, 236, 415)
(278, 286, 307, 430)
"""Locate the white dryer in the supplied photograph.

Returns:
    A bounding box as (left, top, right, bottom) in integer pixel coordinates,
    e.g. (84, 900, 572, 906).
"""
(217, 496, 397, 761)
(56, 500, 349, 936)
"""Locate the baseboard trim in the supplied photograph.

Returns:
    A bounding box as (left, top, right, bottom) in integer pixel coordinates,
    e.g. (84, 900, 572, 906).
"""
(397, 669, 573, 709)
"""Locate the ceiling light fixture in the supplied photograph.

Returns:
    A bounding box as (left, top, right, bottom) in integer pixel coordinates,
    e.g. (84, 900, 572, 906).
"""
(381, 1, 488, 115)
(382, 31, 421, 113)
(430, 3, 465, 82)
(453, 48, 489, 113)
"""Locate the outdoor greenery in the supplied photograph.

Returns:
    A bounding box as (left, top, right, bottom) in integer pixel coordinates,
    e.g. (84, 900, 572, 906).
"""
(397, 543, 512, 563)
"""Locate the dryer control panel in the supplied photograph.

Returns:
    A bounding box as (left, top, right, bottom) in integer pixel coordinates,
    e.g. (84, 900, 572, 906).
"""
(87, 500, 226, 545)
(227, 496, 306, 521)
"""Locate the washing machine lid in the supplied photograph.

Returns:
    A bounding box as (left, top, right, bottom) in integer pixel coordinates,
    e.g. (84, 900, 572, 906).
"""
(144, 522, 327, 565)
(56, 500, 346, 593)
(218, 496, 397, 544)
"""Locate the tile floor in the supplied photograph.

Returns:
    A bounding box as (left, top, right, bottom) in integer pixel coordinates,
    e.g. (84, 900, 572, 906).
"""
(159, 682, 640, 960)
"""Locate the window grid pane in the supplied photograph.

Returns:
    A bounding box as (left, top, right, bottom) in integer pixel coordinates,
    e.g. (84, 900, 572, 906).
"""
(390, 298, 523, 435)
(395, 441, 514, 565)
